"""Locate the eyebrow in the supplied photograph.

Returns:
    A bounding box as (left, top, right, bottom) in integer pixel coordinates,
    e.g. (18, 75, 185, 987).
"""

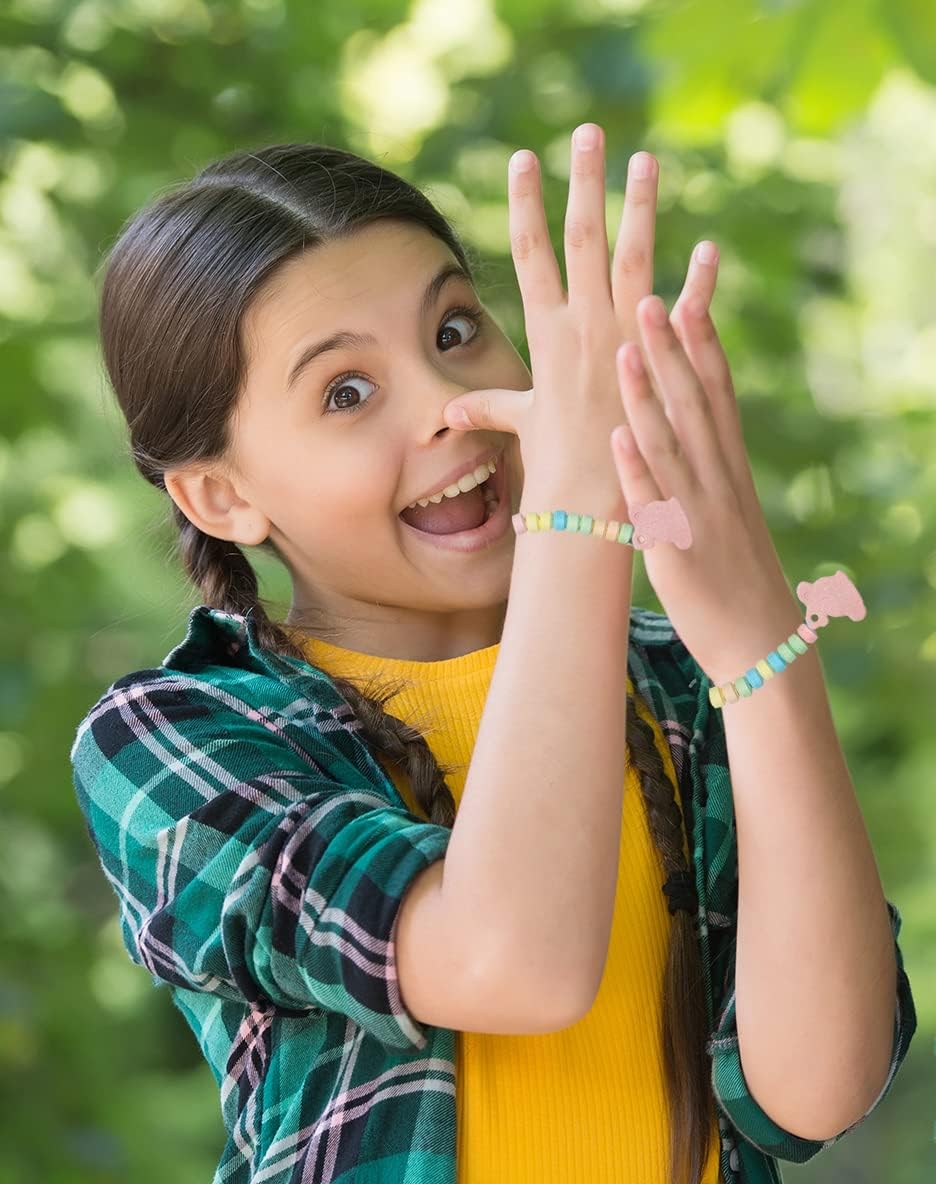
(284, 262, 475, 394)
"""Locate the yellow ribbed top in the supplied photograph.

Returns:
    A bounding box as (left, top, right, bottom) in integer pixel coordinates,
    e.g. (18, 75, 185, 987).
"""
(297, 632, 722, 1184)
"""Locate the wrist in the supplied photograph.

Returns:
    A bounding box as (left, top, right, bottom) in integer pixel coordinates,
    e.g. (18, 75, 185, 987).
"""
(702, 598, 810, 688)
(519, 483, 631, 524)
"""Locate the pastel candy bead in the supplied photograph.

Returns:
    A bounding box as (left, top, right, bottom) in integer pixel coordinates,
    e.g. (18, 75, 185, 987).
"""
(618, 521, 634, 545)
(722, 682, 740, 704)
(553, 510, 568, 530)
(537, 511, 552, 531)
(524, 512, 539, 531)
(579, 514, 594, 533)
(567, 512, 580, 531)
(777, 641, 797, 663)
(735, 677, 753, 697)
(755, 659, 774, 680)
(604, 519, 620, 541)
(788, 633, 808, 655)
(709, 685, 726, 708)
(797, 622, 818, 644)
(592, 517, 606, 535)
(512, 512, 527, 533)
(766, 651, 786, 672)
(745, 667, 764, 688)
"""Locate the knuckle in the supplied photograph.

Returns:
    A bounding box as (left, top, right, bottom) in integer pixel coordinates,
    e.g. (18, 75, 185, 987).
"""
(564, 218, 594, 250)
(625, 188, 652, 209)
(614, 243, 648, 277)
(510, 228, 540, 260)
(657, 433, 682, 464)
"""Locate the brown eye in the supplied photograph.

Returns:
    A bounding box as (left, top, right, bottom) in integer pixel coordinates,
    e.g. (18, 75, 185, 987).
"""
(438, 305, 484, 350)
(322, 373, 375, 415)
(320, 303, 486, 416)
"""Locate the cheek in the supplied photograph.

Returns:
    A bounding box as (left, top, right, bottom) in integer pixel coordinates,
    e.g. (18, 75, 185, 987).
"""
(279, 453, 399, 534)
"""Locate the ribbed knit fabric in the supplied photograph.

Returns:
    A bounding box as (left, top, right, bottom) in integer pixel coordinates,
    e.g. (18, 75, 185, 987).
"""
(298, 633, 723, 1184)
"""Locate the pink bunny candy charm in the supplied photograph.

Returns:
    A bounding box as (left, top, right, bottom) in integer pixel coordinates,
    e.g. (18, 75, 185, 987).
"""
(628, 496, 693, 551)
(796, 571, 867, 630)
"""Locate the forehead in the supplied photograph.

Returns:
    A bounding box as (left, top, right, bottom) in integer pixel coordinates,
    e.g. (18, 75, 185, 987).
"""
(251, 221, 456, 334)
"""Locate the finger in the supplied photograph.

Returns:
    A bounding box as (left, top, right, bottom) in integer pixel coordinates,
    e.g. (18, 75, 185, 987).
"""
(670, 240, 718, 332)
(611, 152, 659, 343)
(636, 295, 731, 498)
(670, 246, 755, 502)
(443, 387, 534, 434)
(508, 149, 565, 314)
(612, 342, 696, 511)
(564, 123, 612, 317)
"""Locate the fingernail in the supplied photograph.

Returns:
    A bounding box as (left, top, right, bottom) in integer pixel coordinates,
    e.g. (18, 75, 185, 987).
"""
(629, 152, 654, 179)
(695, 241, 718, 265)
(644, 296, 668, 326)
(510, 150, 535, 172)
(575, 124, 600, 149)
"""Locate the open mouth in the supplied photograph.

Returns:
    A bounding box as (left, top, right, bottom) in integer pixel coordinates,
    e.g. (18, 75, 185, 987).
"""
(397, 449, 512, 551)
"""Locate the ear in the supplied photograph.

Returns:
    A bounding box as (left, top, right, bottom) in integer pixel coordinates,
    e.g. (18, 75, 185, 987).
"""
(163, 465, 270, 547)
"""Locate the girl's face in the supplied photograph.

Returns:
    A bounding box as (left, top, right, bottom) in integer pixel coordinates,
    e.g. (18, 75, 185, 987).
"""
(177, 219, 531, 661)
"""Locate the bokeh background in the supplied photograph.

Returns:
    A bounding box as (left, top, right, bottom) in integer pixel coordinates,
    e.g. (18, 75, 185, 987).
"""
(2, 0, 934, 1180)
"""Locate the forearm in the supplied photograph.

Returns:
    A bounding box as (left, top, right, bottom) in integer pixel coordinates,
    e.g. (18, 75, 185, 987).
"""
(711, 595, 897, 1142)
(442, 480, 634, 1014)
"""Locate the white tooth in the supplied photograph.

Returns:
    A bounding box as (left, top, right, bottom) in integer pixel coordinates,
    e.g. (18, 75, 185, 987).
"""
(406, 456, 498, 510)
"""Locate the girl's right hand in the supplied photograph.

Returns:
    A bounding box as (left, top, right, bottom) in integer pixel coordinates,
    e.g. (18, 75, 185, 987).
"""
(442, 123, 661, 515)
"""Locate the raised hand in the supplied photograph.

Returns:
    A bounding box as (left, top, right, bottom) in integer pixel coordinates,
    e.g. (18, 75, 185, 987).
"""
(610, 253, 801, 684)
(441, 124, 661, 520)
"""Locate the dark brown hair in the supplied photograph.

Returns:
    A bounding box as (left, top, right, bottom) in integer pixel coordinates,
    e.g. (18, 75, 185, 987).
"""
(97, 141, 712, 1183)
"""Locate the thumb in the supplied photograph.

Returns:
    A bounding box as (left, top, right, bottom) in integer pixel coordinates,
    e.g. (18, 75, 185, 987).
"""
(444, 387, 532, 433)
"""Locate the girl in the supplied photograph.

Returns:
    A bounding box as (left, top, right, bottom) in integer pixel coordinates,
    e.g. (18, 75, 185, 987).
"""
(71, 128, 915, 1184)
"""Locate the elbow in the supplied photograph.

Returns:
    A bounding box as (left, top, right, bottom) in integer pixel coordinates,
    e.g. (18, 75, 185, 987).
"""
(476, 938, 596, 1034)
(744, 1035, 895, 1144)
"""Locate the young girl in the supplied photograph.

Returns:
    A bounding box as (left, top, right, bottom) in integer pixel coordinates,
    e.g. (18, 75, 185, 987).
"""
(71, 128, 915, 1184)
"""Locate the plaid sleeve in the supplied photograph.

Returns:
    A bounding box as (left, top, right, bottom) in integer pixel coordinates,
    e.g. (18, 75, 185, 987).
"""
(70, 671, 453, 1055)
(676, 646, 920, 1162)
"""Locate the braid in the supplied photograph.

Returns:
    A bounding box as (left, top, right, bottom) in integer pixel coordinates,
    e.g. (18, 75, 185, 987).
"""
(173, 506, 458, 830)
(174, 505, 710, 1182)
(626, 700, 713, 1184)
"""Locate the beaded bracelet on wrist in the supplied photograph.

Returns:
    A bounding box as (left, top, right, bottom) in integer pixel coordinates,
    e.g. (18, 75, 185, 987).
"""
(512, 504, 866, 712)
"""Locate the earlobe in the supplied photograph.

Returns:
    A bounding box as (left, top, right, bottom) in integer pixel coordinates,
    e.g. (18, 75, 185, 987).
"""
(234, 514, 271, 547)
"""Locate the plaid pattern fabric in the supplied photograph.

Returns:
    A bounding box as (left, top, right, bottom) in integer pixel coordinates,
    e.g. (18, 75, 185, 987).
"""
(70, 604, 916, 1184)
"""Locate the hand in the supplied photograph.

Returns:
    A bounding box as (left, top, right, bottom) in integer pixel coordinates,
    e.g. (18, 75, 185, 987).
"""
(610, 248, 801, 683)
(440, 124, 661, 512)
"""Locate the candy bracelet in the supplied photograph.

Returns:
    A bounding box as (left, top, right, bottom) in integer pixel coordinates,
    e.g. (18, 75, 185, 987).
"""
(511, 497, 867, 710)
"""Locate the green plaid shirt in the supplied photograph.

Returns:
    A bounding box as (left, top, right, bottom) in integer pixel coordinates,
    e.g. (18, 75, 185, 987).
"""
(70, 604, 916, 1184)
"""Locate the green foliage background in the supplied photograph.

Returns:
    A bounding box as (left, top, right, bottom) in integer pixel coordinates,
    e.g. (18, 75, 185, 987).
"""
(1, 0, 933, 1180)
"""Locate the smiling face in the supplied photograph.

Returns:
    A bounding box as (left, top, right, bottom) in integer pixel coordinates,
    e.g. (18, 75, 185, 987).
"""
(165, 219, 530, 662)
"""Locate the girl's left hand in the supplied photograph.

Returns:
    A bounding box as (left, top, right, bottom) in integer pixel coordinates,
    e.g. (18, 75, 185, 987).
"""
(610, 242, 800, 684)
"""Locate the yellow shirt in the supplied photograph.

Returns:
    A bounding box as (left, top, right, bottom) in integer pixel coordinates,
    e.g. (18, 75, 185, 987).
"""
(298, 633, 722, 1184)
